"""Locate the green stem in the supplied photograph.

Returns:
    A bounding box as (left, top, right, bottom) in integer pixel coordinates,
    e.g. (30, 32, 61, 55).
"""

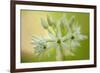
(56, 46, 64, 61)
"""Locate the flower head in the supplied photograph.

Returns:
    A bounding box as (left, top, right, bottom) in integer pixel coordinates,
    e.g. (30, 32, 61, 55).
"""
(32, 14, 87, 60)
(32, 36, 48, 56)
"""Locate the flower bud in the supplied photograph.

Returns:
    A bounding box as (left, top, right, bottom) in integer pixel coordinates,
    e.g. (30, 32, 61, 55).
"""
(41, 18, 48, 29)
(47, 15, 55, 26)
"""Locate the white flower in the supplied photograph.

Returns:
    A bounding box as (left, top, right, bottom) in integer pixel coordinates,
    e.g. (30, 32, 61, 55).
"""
(32, 14, 87, 61)
(32, 36, 48, 56)
(64, 24, 87, 51)
(63, 16, 87, 49)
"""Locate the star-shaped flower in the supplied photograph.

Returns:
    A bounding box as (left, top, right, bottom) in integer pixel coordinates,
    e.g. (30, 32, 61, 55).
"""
(32, 14, 87, 61)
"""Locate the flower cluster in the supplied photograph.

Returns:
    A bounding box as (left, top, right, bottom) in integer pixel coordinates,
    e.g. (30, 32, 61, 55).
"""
(32, 14, 87, 61)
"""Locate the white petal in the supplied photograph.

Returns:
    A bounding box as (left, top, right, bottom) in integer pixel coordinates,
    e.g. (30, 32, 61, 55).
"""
(61, 42, 68, 49)
(61, 14, 68, 25)
(48, 32, 56, 41)
(56, 21, 62, 38)
(78, 34, 87, 40)
(62, 32, 72, 41)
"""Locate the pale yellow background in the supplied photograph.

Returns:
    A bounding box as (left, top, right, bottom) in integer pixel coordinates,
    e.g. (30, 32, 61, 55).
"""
(21, 10, 49, 60)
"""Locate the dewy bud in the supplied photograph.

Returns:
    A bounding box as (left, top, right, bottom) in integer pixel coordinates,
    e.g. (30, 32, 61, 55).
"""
(41, 18, 48, 29)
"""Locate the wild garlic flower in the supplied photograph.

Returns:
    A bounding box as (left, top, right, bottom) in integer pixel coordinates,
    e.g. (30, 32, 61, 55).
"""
(32, 14, 87, 61)
(62, 16, 87, 53)
(32, 36, 48, 56)
(63, 24, 87, 50)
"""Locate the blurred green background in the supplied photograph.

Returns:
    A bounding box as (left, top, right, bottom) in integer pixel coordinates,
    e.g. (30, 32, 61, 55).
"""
(20, 10, 90, 63)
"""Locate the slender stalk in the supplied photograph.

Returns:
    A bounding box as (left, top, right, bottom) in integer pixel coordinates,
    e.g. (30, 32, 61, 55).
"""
(56, 45, 64, 61)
